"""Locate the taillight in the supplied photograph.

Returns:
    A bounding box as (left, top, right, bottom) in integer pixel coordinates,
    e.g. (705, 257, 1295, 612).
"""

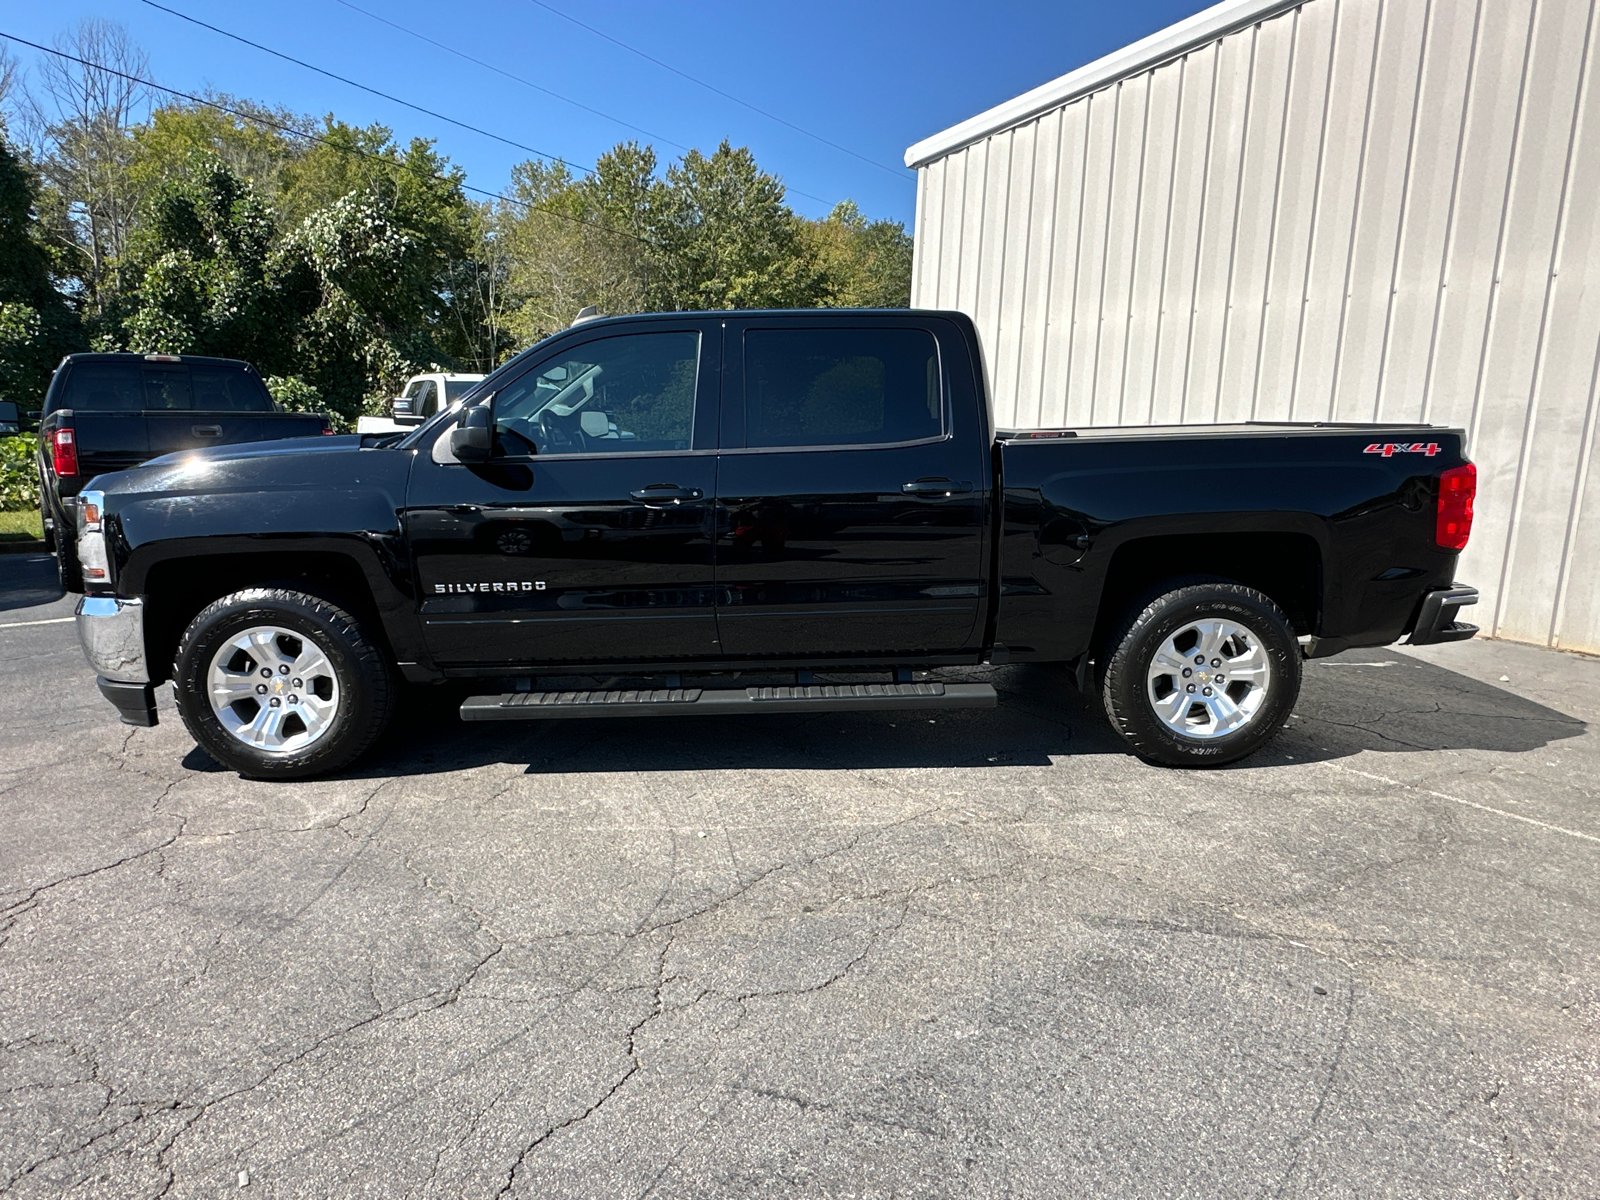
(51, 428, 78, 477)
(1437, 463, 1476, 550)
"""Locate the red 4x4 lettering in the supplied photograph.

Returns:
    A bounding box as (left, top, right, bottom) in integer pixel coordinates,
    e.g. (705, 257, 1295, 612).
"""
(1364, 442, 1441, 457)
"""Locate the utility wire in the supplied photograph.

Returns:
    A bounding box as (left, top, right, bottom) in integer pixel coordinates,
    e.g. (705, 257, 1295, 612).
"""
(525, 0, 913, 185)
(323, 0, 834, 208)
(0, 30, 670, 251)
(328, 0, 689, 154)
(138, 0, 591, 175)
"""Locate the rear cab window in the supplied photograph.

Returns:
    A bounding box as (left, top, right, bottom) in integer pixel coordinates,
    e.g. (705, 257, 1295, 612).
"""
(54, 359, 273, 412)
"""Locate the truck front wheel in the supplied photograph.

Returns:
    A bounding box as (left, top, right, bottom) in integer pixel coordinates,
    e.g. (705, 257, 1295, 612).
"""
(1099, 579, 1301, 767)
(173, 588, 394, 779)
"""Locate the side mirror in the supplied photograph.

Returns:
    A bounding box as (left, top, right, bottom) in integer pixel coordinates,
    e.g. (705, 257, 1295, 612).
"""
(450, 403, 492, 463)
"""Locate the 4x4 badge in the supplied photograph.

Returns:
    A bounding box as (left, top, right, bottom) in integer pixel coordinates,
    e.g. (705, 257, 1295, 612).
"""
(1364, 442, 1441, 457)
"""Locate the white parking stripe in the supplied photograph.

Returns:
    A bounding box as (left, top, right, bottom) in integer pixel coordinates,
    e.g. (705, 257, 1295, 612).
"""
(1322, 761, 1600, 845)
(0, 616, 75, 629)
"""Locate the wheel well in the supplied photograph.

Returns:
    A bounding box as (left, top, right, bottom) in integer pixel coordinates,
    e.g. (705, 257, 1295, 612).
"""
(141, 552, 388, 683)
(1092, 532, 1322, 651)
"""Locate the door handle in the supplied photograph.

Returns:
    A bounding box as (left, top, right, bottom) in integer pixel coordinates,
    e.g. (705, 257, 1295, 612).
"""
(444, 504, 480, 515)
(901, 478, 972, 497)
(630, 485, 703, 504)
(192, 424, 223, 437)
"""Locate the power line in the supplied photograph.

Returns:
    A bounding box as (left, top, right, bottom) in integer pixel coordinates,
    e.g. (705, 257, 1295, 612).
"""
(137, 0, 590, 175)
(323, 0, 836, 208)
(0, 30, 668, 252)
(327, 0, 689, 154)
(525, 0, 913, 185)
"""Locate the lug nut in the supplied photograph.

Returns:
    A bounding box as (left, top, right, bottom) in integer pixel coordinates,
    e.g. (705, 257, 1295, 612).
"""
(292, 678, 303, 688)
(1194, 655, 1205, 665)
(1182, 667, 1192, 677)
(1186, 683, 1196, 693)
(1203, 687, 1213, 696)
(1211, 658, 1221, 667)
(279, 665, 291, 674)
(1215, 674, 1225, 683)
(256, 684, 268, 695)
(269, 697, 281, 707)
(287, 695, 298, 704)
(260, 668, 272, 678)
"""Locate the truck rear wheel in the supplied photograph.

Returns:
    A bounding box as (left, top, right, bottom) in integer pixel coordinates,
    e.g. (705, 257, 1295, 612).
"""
(1099, 579, 1300, 768)
(55, 534, 81, 593)
(173, 588, 394, 779)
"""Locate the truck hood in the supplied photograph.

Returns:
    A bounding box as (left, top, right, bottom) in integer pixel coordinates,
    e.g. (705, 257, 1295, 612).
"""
(89, 435, 376, 500)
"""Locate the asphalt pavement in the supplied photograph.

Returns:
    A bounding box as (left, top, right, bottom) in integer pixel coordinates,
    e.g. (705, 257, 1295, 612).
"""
(1, 551, 1595, 1198)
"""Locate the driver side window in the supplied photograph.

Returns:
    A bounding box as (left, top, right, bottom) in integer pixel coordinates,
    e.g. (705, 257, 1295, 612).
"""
(492, 330, 699, 457)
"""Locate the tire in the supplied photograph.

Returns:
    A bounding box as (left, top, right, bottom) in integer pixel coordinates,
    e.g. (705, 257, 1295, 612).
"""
(173, 588, 395, 779)
(1099, 578, 1301, 768)
(55, 532, 81, 593)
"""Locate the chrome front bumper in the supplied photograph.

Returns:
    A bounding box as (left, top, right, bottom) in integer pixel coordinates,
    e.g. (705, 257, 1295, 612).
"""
(77, 596, 159, 727)
(76, 595, 148, 682)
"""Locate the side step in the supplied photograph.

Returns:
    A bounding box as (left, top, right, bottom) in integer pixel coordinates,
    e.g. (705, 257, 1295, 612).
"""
(460, 681, 996, 721)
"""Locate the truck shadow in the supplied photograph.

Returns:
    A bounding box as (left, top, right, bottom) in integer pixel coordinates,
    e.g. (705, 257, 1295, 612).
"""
(264, 650, 1586, 780)
(0, 554, 64, 613)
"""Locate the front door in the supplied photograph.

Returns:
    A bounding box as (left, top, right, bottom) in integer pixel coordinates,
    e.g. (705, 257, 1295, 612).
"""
(713, 319, 988, 659)
(408, 322, 722, 668)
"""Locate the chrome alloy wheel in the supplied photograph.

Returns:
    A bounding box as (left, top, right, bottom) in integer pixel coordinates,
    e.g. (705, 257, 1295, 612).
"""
(1145, 618, 1272, 740)
(206, 625, 341, 754)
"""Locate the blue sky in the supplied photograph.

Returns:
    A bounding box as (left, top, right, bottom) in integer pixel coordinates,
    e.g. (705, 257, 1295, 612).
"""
(2, 0, 1216, 226)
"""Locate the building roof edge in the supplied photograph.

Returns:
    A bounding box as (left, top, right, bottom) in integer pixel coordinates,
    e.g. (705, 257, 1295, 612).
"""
(903, 0, 1302, 169)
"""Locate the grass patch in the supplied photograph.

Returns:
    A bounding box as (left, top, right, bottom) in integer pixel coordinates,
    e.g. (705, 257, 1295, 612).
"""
(0, 509, 44, 542)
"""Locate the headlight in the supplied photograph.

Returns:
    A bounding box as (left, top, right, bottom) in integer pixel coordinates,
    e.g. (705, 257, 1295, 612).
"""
(76, 489, 111, 585)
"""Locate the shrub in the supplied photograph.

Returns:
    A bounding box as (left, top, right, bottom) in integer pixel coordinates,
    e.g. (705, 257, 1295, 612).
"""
(0, 434, 39, 512)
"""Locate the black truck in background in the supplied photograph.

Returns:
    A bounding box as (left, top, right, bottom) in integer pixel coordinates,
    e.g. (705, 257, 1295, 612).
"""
(37, 353, 331, 589)
(69, 310, 1480, 778)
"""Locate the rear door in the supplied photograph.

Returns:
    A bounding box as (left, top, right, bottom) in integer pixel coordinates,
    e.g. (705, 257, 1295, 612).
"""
(713, 317, 988, 659)
(408, 320, 723, 668)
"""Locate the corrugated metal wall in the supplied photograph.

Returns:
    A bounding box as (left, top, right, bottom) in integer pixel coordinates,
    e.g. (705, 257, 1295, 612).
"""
(911, 0, 1600, 654)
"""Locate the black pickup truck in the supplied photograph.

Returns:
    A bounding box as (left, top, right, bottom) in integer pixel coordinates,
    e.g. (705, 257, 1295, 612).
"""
(38, 352, 331, 589)
(71, 310, 1480, 778)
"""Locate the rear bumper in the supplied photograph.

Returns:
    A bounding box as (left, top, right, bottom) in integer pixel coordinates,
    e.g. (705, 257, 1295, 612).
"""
(1406, 585, 1479, 646)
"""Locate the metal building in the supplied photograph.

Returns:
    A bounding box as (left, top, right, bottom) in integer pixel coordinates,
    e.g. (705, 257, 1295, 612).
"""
(906, 0, 1600, 654)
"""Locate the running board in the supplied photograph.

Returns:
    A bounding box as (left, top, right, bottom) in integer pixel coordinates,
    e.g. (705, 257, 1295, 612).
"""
(460, 681, 997, 721)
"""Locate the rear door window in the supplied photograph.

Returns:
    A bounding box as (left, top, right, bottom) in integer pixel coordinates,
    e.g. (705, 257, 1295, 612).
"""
(742, 328, 942, 449)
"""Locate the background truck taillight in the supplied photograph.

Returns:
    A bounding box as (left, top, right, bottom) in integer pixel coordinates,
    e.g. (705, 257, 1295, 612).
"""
(1437, 463, 1476, 550)
(50, 427, 78, 477)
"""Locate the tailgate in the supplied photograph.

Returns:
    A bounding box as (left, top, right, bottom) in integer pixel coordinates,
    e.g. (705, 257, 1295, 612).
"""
(71, 412, 150, 477)
(145, 411, 325, 455)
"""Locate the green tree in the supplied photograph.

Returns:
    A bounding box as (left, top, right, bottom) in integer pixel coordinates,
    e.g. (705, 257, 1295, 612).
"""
(0, 130, 82, 407)
(129, 98, 306, 205)
(652, 140, 824, 311)
(805, 200, 913, 308)
(122, 152, 303, 371)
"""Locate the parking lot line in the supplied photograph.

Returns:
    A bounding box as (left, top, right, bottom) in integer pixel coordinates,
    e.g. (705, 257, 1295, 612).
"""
(1322, 760, 1600, 844)
(0, 616, 74, 629)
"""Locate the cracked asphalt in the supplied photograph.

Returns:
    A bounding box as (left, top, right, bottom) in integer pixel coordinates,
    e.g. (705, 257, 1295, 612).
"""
(1, 550, 1597, 1198)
